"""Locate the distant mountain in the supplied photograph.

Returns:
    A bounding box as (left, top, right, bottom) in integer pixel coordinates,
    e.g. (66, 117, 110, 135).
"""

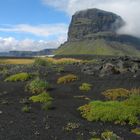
(0, 48, 56, 57)
(55, 8, 140, 57)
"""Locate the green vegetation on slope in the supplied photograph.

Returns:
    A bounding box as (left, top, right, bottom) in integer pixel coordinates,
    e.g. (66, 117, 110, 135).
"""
(55, 39, 140, 57)
(78, 95, 140, 125)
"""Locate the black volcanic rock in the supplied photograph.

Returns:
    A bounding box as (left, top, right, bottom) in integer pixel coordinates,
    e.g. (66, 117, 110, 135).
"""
(68, 8, 124, 41)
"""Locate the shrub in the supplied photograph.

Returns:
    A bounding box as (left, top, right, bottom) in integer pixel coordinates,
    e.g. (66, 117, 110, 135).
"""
(5, 72, 31, 82)
(57, 74, 78, 84)
(101, 131, 119, 140)
(26, 78, 51, 94)
(29, 92, 53, 103)
(29, 92, 53, 110)
(103, 88, 140, 101)
(131, 128, 140, 135)
(79, 83, 92, 92)
(22, 105, 31, 113)
(102, 88, 130, 100)
(78, 95, 140, 125)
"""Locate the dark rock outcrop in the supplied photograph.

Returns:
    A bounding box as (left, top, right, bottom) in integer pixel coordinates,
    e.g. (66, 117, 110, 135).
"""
(80, 56, 140, 77)
(68, 8, 124, 41)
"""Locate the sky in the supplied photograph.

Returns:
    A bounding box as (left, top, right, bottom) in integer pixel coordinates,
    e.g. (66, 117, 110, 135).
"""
(0, 0, 140, 52)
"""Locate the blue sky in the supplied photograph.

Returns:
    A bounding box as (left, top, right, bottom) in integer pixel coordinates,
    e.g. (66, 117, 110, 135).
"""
(0, 0, 70, 40)
(0, 0, 139, 51)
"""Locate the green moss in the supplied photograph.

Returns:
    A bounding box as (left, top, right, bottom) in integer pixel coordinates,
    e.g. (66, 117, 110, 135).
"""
(55, 39, 140, 57)
(78, 95, 140, 125)
(29, 92, 53, 110)
(5, 72, 31, 82)
(101, 131, 119, 140)
(131, 128, 140, 135)
(26, 78, 51, 94)
(29, 92, 53, 103)
(79, 83, 92, 92)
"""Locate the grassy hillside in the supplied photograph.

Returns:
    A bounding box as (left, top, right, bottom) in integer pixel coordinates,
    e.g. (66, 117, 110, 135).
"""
(55, 39, 140, 57)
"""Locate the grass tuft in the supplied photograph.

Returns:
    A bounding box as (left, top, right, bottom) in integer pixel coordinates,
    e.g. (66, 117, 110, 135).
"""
(5, 73, 31, 82)
(57, 74, 78, 84)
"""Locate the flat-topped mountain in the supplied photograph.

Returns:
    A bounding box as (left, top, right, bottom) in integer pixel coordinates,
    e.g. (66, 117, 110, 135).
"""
(68, 8, 124, 41)
(55, 8, 140, 56)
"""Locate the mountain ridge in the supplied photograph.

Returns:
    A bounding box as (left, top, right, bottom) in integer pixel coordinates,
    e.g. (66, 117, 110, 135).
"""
(55, 8, 140, 57)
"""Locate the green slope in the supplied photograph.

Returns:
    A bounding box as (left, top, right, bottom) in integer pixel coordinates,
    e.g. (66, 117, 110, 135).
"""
(55, 39, 140, 57)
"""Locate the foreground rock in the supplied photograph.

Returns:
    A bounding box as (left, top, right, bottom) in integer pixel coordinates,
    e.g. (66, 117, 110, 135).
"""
(80, 56, 140, 77)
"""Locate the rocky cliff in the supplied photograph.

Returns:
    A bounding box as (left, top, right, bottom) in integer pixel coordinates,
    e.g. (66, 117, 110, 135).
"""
(68, 8, 124, 41)
(55, 8, 140, 56)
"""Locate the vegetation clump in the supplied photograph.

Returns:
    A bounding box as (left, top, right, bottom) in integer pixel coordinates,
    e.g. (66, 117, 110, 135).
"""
(47, 58, 82, 65)
(63, 122, 80, 131)
(79, 83, 92, 92)
(102, 88, 140, 100)
(5, 72, 31, 82)
(57, 74, 78, 84)
(29, 92, 53, 103)
(26, 78, 50, 94)
(131, 128, 140, 135)
(22, 105, 31, 113)
(102, 88, 130, 100)
(78, 95, 140, 125)
(29, 92, 53, 110)
(101, 131, 120, 140)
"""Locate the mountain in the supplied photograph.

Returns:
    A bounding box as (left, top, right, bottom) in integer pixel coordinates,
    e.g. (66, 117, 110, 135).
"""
(55, 8, 140, 56)
(0, 49, 56, 57)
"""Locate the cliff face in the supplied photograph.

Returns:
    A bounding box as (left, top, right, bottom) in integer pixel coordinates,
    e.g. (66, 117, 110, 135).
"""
(56, 8, 140, 56)
(68, 8, 124, 41)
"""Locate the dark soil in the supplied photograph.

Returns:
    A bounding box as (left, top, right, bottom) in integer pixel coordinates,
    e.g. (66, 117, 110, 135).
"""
(0, 63, 140, 140)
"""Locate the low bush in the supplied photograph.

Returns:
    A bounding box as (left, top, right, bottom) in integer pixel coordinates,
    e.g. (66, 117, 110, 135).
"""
(103, 88, 140, 101)
(57, 74, 78, 84)
(102, 88, 130, 100)
(79, 83, 92, 92)
(131, 128, 140, 135)
(26, 78, 50, 94)
(78, 95, 140, 125)
(29, 92, 53, 110)
(5, 72, 31, 82)
(29, 92, 53, 103)
(101, 131, 119, 140)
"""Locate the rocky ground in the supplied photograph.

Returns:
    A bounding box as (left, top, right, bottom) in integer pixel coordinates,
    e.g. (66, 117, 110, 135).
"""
(0, 56, 140, 140)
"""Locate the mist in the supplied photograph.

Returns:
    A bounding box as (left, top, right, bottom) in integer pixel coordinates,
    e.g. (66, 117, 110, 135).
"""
(43, 0, 140, 38)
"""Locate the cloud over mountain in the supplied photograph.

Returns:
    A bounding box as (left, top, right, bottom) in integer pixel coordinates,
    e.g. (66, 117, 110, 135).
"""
(43, 0, 140, 38)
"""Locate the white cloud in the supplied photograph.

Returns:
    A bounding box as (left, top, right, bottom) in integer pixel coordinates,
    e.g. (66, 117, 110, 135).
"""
(43, 0, 140, 38)
(0, 37, 66, 52)
(0, 24, 68, 37)
(0, 23, 68, 52)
